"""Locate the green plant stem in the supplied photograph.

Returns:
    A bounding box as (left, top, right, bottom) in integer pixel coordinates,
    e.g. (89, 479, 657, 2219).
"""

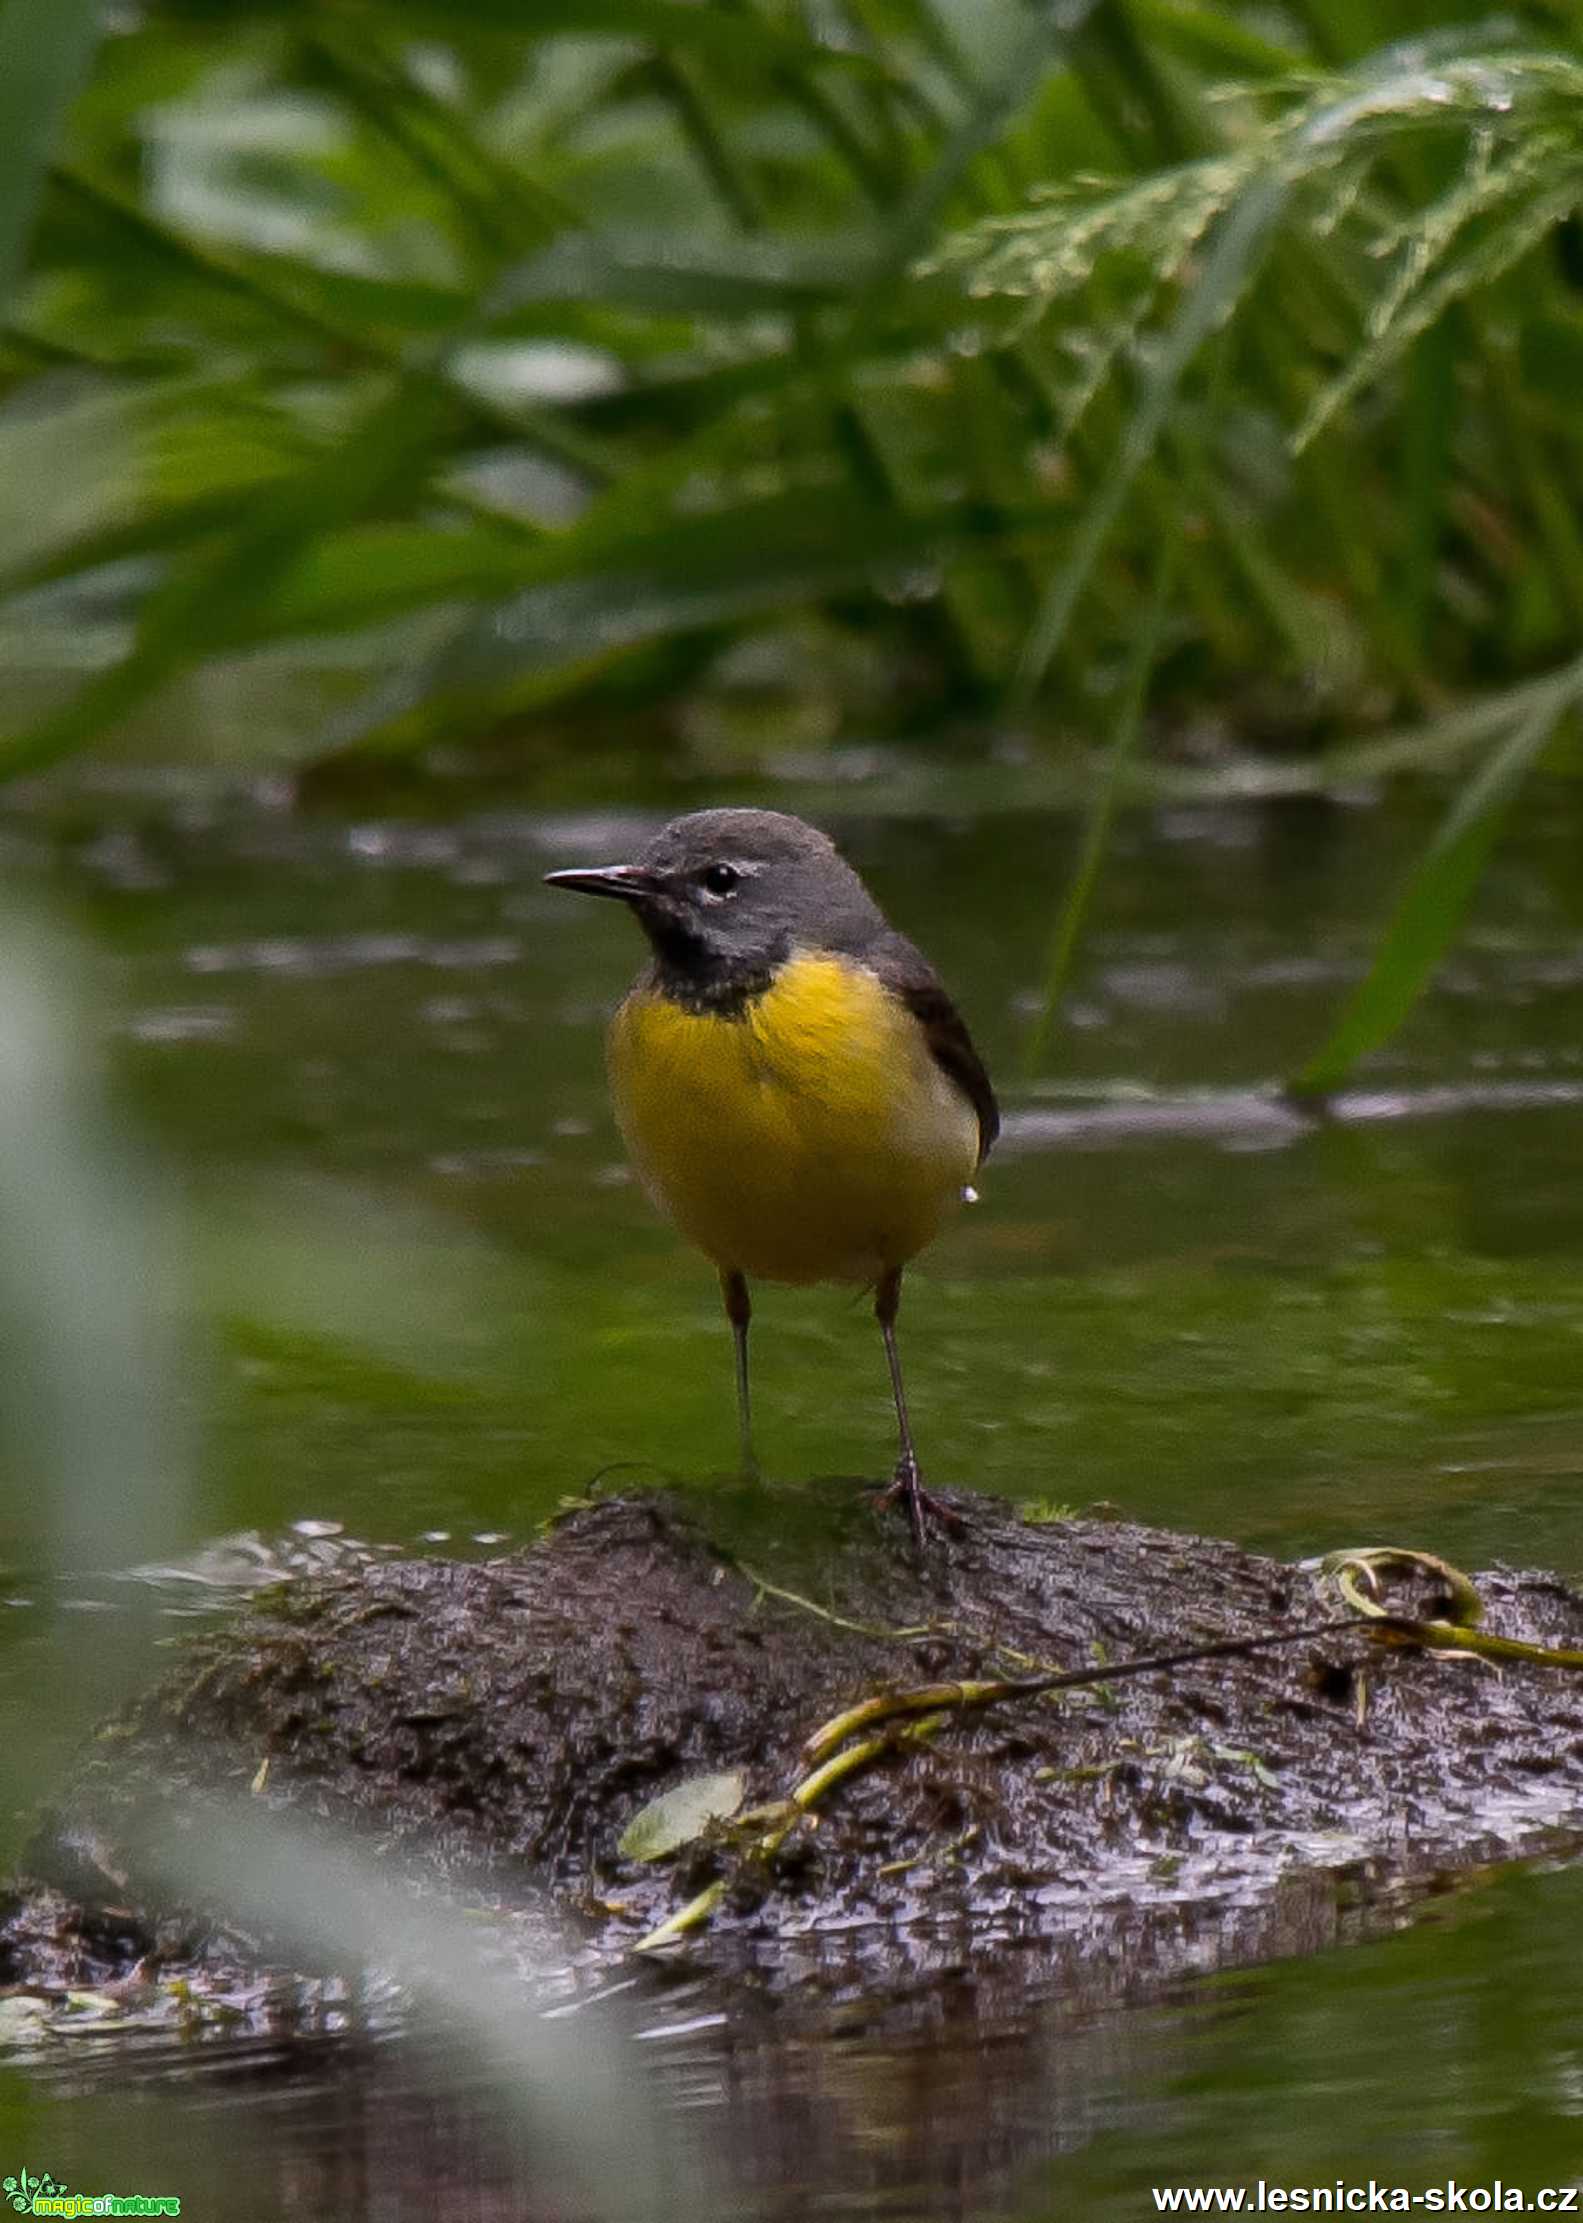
(652, 51, 766, 232)
(1022, 528, 1178, 1073)
(1010, 168, 1290, 712)
(800, 1616, 1368, 1770)
(1290, 675, 1580, 1097)
(1478, 322, 1583, 637)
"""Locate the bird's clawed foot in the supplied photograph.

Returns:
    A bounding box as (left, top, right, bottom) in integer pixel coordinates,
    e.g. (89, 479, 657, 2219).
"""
(872, 1453, 966, 1554)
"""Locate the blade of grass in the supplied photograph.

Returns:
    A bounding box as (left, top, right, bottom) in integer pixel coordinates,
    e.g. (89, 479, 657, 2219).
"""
(489, 231, 870, 321)
(49, 168, 617, 480)
(226, 517, 545, 639)
(1289, 679, 1579, 1099)
(0, 376, 310, 591)
(0, 0, 104, 309)
(741, 0, 903, 210)
(651, 50, 767, 233)
(0, 372, 463, 782)
(301, 29, 577, 258)
(1022, 520, 1179, 1074)
(1069, 0, 1208, 164)
(316, 491, 1032, 750)
(871, 16, 1063, 287)
(47, 163, 467, 351)
(1131, 0, 1303, 79)
(1477, 320, 1583, 638)
(1009, 168, 1290, 713)
(1401, 315, 1456, 654)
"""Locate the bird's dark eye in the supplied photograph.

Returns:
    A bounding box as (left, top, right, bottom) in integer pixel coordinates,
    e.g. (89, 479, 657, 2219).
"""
(699, 862, 741, 898)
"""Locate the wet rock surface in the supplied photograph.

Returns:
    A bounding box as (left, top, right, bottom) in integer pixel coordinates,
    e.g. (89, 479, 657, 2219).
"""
(7, 1490, 1583, 2019)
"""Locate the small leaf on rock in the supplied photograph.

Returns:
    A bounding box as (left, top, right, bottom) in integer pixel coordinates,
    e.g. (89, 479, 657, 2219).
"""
(618, 1770, 745, 1862)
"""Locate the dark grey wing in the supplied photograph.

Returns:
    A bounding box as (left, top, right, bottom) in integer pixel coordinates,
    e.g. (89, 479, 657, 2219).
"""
(870, 933, 999, 1164)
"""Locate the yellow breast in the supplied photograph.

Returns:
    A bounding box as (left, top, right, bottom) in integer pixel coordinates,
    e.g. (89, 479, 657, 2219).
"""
(607, 951, 980, 1285)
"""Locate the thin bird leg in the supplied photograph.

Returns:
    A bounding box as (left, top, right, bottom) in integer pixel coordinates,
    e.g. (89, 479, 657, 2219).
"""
(720, 1269, 757, 1479)
(873, 1267, 964, 1548)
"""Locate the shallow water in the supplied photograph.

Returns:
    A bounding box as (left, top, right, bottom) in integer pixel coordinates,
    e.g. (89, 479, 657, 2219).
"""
(2, 774, 1582, 2216)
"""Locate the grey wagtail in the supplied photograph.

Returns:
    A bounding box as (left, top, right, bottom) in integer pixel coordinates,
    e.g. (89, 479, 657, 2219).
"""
(546, 808, 998, 1546)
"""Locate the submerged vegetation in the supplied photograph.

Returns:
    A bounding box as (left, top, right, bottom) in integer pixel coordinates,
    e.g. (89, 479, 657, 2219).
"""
(4, 0, 1583, 1059)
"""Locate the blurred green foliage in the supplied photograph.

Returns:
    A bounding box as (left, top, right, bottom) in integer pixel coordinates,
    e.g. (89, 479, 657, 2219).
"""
(3, 0, 1583, 770)
(6, 0, 1583, 1072)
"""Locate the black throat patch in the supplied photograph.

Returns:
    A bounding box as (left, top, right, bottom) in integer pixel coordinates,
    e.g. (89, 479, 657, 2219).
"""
(643, 935, 784, 1018)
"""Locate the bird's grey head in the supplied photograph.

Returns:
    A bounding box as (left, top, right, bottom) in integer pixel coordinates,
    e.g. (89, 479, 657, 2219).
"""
(545, 808, 885, 1004)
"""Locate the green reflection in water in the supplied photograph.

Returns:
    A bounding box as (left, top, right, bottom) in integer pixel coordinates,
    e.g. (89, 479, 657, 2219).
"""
(2, 779, 1582, 2219)
(32, 788, 1576, 1577)
(1021, 1860, 1583, 2217)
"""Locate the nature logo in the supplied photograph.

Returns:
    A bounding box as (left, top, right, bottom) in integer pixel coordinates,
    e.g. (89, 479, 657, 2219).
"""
(4, 2171, 66, 2213)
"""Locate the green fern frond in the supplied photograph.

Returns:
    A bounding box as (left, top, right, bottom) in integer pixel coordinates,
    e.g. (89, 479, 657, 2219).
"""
(928, 157, 1256, 304)
(1296, 129, 1583, 447)
(932, 44, 1583, 454)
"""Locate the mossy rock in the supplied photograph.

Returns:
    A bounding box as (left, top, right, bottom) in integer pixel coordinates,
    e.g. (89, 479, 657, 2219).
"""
(7, 1489, 1583, 2017)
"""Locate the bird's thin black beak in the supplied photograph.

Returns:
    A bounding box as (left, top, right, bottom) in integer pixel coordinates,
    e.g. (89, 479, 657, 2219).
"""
(543, 864, 660, 904)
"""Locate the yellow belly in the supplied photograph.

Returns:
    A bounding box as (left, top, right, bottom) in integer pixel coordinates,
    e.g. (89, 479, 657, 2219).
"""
(608, 952, 980, 1284)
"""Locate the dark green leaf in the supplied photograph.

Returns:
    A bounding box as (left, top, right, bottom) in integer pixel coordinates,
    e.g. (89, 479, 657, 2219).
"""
(0, 373, 464, 779)
(1290, 689, 1571, 1097)
(1010, 171, 1291, 709)
(0, 0, 104, 308)
(1024, 531, 1179, 1073)
(320, 490, 1029, 744)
